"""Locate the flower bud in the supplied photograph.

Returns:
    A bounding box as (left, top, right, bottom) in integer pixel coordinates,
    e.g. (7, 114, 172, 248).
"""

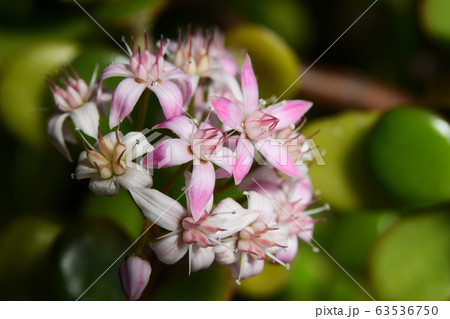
(119, 256, 151, 301)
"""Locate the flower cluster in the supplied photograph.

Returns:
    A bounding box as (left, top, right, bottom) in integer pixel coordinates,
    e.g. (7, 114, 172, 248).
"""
(46, 28, 326, 300)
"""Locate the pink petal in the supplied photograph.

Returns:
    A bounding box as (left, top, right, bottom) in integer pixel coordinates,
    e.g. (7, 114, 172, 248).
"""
(150, 233, 188, 264)
(100, 63, 134, 80)
(256, 139, 302, 178)
(233, 135, 254, 185)
(130, 188, 187, 231)
(210, 97, 243, 130)
(189, 159, 215, 222)
(264, 100, 312, 130)
(275, 234, 298, 263)
(150, 80, 184, 119)
(205, 70, 243, 103)
(117, 165, 153, 189)
(152, 115, 195, 141)
(97, 63, 134, 103)
(119, 256, 151, 301)
(141, 139, 191, 168)
(70, 101, 99, 139)
(47, 112, 72, 161)
(109, 78, 146, 128)
(241, 55, 259, 114)
(190, 246, 215, 273)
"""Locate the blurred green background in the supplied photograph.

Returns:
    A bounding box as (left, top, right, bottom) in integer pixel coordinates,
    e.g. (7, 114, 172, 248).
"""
(0, 0, 449, 301)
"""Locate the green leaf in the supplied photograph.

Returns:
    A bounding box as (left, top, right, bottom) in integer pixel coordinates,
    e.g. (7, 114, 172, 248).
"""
(367, 106, 450, 205)
(50, 219, 130, 300)
(0, 40, 80, 147)
(370, 212, 450, 300)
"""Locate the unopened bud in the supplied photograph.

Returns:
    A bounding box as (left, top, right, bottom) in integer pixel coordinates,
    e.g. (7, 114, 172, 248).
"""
(119, 256, 152, 301)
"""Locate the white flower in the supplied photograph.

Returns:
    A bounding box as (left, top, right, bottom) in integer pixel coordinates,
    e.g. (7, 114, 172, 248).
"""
(75, 131, 153, 196)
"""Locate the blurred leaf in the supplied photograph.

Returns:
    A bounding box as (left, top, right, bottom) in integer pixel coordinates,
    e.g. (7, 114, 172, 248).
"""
(367, 106, 450, 205)
(421, 0, 450, 46)
(226, 24, 300, 99)
(81, 189, 144, 240)
(304, 111, 395, 212)
(328, 212, 398, 272)
(151, 263, 232, 301)
(237, 262, 293, 299)
(0, 215, 62, 300)
(370, 212, 450, 300)
(51, 219, 129, 300)
(228, 0, 314, 51)
(0, 40, 80, 147)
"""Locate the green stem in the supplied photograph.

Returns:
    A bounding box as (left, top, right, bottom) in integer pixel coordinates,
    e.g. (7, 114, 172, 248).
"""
(136, 89, 150, 131)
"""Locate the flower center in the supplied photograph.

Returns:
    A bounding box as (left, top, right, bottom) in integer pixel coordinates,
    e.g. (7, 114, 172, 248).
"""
(87, 134, 127, 179)
(243, 111, 279, 140)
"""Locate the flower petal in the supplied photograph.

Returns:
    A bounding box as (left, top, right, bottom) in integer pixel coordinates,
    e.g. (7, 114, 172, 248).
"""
(210, 97, 243, 130)
(265, 100, 312, 130)
(152, 115, 195, 141)
(209, 198, 260, 238)
(248, 191, 275, 224)
(150, 80, 184, 119)
(189, 159, 215, 222)
(89, 178, 120, 196)
(141, 139, 191, 168)
(233, 135, 254, 185)
(74, 151, 97, 180)
(47, 112, 72, 161)
(150, 233, 188, 264)
(190, 246, 215, 273)
(275, 234, 298, 263)
(241, 55, 259, 113)
(117, 165, 153, 190)
(209, 147, 234, 177)
(70, 101, 99, 139)
(109, 78, 146, 128)
(130, 188, 187, 231)
(122, 131, 154, 160)
(256, 139, 302, 178)
(231, 254, 264, 280)
(214, 239, 239, 265)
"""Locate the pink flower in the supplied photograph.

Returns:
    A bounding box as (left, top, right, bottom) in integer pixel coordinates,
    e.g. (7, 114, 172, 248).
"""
(211, 55, 313, 184)
(130, 186, 259, 274)
(169, 28, 241, 100)
(75, 130, 153, 196)
(141, 115, 234, 221)
(214, 191, 289, 283)
(99, 33, 192, 128)
(46, 65, 108, 161)
(119, 256, 151, 301)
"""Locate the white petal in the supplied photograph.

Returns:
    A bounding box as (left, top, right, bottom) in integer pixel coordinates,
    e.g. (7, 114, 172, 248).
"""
(150, 234, 188, 265)
(130, 188, 187, 231)
(70, 101, 99, 138)
(231, 254, 264, 280)
(248, 191, 275, 224)
(190, 246, 215, 272)
(47, 112, 72, 161)
(214, 239, 240, 265)
(117, 165, 152, 190)
(122, 131, 154, 159)
(74, 151, 97, 180)
(208, 198, 259, 238)
(89, 178, 120, 196)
